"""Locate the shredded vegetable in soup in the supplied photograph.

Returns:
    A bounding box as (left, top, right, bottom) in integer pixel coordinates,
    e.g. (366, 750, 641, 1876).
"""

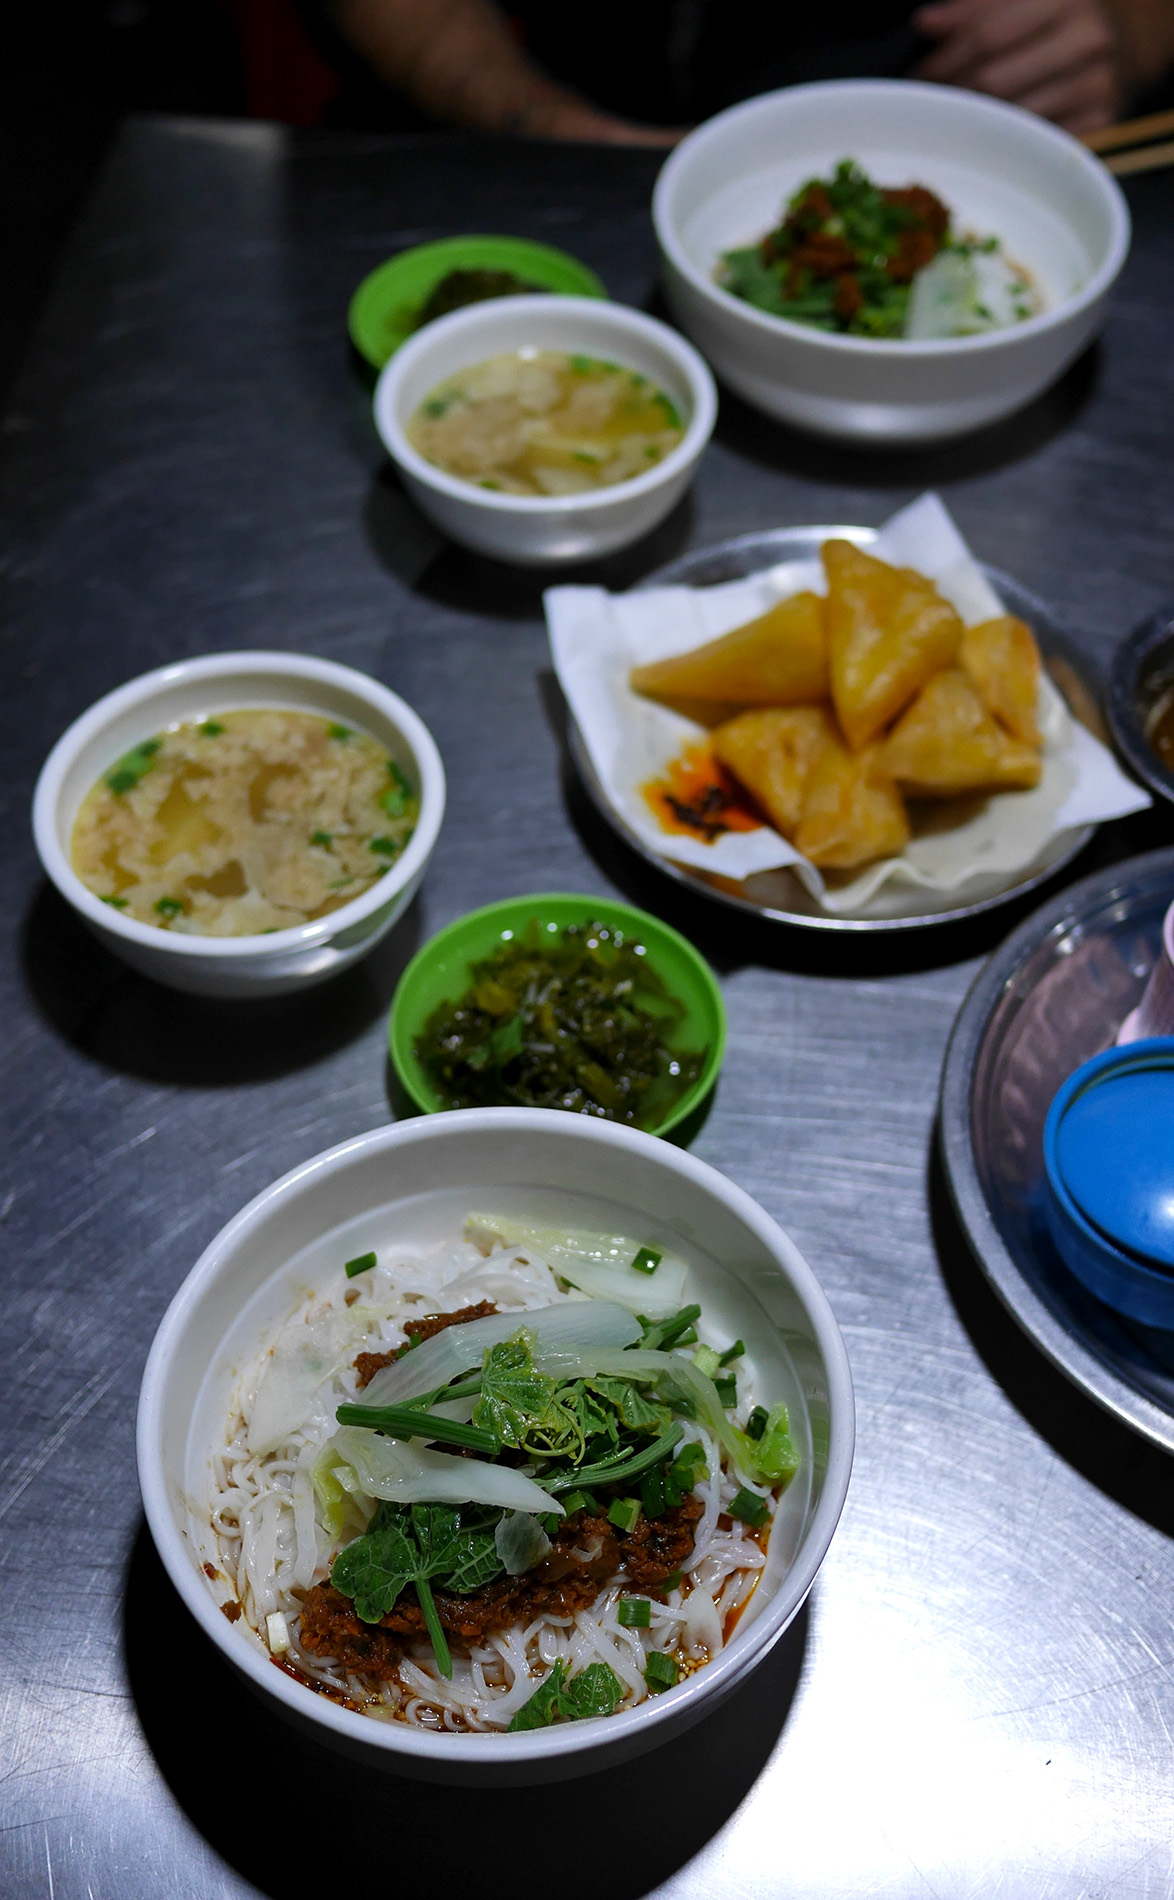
(70, 709, 419, 935)
(407, 350, 686, 496)
(207, 1215, 798, 1731)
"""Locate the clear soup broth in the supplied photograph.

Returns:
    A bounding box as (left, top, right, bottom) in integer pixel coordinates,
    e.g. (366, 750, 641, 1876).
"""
(70, 709, 419, 936)
(407, 350, 686, 496)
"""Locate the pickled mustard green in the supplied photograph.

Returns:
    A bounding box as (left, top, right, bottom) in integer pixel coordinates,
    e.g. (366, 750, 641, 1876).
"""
(412, 919, 705, 1125)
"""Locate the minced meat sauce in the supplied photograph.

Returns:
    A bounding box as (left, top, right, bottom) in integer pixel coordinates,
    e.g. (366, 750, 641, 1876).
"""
(352, 1299, 499, 1388)
(298, 1495, 702, 1675)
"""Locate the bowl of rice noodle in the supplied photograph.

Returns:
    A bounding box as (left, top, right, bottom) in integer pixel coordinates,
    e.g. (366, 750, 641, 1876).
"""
(138, 1108, 853, 1781)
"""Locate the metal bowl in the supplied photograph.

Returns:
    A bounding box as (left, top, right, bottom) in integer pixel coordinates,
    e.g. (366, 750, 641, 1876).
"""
(1106, 601, 1174, 809)
(940, 847, 1174, 1452)
(569, 526, 1096, 933)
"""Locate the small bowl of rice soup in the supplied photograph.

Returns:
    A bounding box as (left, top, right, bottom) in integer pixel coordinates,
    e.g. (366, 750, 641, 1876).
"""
(373, 296, 718, 567)
(137, 1108, 854, 1783)
(32, 651, 446, 998)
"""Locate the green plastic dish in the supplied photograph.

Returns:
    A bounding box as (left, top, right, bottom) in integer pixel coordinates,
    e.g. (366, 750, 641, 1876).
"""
(348, 236, 608, 370)
(388, 893, 726, 1137)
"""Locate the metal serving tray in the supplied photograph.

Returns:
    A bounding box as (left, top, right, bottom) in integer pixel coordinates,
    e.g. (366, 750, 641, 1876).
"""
(569, 526, 1095, 932)
(940, 846, 1174, 1452)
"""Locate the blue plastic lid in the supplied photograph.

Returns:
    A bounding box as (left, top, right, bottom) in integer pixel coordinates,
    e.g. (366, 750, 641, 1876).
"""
(1054, 1047, 1174, 1269)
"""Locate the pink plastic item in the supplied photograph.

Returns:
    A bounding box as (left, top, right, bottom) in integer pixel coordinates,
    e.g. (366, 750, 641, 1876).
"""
(1118, 897, 1174, 1043)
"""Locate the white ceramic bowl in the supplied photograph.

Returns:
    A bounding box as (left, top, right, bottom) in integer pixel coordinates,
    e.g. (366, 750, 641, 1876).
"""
(32, 651, 446, 998)
(137, 1108, 854, 1784)
(653, 79, 1130, 444)
(373, 296, 718, 566)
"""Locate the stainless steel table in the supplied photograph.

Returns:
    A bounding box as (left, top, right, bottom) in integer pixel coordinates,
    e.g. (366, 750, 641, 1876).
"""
(3, 116, 1174, 1899)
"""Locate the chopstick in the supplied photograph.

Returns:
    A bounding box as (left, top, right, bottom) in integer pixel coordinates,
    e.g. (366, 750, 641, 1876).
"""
(1082, 108, 1174, 175)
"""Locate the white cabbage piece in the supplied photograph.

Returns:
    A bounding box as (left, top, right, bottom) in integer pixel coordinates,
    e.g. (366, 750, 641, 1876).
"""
(359, 1299, 640, 1409)
(246, 1307, 372, 1456)
(324, 1425, 562, 1515)
(495, 1510, 552, 1576)
(465, 1215, 689, 1320)
(904, 246, 1037, 340)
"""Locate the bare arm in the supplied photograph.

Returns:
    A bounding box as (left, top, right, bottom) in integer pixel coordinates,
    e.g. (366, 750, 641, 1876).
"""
(331, 0, 682, 143)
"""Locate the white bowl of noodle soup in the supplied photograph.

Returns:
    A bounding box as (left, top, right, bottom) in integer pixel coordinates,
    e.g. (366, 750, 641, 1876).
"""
(137, 1109, 854, 1783)
(373, 296, 718, 567)
(32, 651, 446, 998)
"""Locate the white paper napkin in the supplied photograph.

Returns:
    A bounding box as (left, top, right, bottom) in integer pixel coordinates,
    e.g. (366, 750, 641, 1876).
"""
(546, 493, 1149, 915)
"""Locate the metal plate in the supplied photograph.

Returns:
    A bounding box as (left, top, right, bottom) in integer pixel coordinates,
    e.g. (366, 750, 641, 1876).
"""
(940, 846, 1174, 1452)
(568, 525, 1096, 933)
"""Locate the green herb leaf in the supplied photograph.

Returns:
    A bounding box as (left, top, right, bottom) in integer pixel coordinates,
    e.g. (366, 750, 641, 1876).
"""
(473, 1335, 558, 1449)
(331, 1501, 506, 1676)
(558, 1662, 623, 1720)
(508, 1662, 567, 1731)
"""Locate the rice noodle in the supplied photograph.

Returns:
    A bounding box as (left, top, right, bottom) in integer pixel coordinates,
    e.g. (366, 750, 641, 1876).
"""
(206, 1225, 777, 1730)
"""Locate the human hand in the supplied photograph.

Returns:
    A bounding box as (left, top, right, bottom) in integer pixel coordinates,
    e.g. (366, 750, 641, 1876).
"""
(913, 0, 1120, 133)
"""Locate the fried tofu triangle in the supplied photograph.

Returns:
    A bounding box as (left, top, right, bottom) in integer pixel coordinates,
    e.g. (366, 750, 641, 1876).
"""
(794, 736, 911, 870)
(823, 540, 963, 750)
(630, 590, 828, 716)
(882, 669, 1042, 794)
(711, 706, 833, 838)
(960, 615, 1042, 746)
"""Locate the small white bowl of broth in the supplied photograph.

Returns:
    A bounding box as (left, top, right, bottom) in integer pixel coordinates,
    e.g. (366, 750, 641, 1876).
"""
(373, 296, 717, 567)
(32, 652, 446, 998)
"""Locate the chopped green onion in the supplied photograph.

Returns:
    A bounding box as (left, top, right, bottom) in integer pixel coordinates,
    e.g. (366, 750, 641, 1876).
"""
(559, 1489, 598, 1517)
(714, 1374, 738, 1408)
(659, 1570, 683, 1592)
(328, 724, 351, 741)
(692, 1345, 721, 1380)
(640, 1468, 666, 1518)
(746, 1405, 769, 1441)
(631, 1247, 662, 1275)
(728, 1487, 770, 1528)
(618, 1597, 651, 1628)
(645, 1651, 679, 1692)
(719, 1340, 745, 1366)
(344, 1251, 376, 1278)
(368, 836, 399, 857)
(639, 1305, 701, 1352)
(669, 1441, 707, 1491)
(310, 830, 332, 848)
(102, 894, 129, 908)
(675, 1326, 698, 1347)
(106, 737, 162, 796)
(335, 1401, 499, 1455)
(607, 1496, 642, 1535)
(154, 896, 183, 918)
(200, 720, 225, 737)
